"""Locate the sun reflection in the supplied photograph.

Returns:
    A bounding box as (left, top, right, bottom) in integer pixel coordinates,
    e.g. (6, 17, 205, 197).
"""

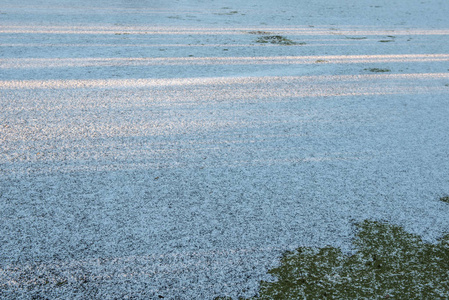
(1, 70, 448, 174)
(1, 54, 449, 69)
(2, 25, 449, 36)
(1, 73, 449, 90)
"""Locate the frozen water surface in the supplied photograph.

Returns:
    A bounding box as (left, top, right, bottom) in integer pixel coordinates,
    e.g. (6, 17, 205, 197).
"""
(1, 0, 449, 298)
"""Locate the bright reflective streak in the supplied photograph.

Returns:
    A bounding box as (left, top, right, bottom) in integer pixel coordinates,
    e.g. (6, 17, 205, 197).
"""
(2, 25, 449, 36)
(2, 72, 447, 174)
(0, 43, 353, 48)
(2, 54, 449, 69)
(1, 73, 449, 90)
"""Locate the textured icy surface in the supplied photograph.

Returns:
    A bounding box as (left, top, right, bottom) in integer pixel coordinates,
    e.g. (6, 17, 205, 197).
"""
(1, 0, 449, 298)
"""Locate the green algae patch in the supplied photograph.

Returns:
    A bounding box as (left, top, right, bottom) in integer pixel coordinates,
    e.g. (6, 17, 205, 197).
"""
(255, 36, 303, 46)
(248, 31, 272, 35)
(365, 68, 391, 73)
(251, 220, 449, 299)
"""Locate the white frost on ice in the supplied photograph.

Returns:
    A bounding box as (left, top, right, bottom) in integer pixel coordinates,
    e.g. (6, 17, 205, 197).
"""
(1, 0, 449, 298)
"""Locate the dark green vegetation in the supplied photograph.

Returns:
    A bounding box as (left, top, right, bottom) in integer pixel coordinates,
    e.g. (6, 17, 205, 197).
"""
(218, 220, 449, 299)
(441, 196, 449, 203)
(255, 35, 304, 46)
(365, 68, 391, 73)
(214, 8, 240, 15)
(379, 36, 395, 43)
(248, 31, 272, 35)
(253, 220, 449, 299)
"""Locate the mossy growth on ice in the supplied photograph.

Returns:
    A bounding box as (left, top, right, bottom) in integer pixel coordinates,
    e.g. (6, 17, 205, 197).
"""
(255, 35, 304, 46)
(250, 220, 449, 299)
